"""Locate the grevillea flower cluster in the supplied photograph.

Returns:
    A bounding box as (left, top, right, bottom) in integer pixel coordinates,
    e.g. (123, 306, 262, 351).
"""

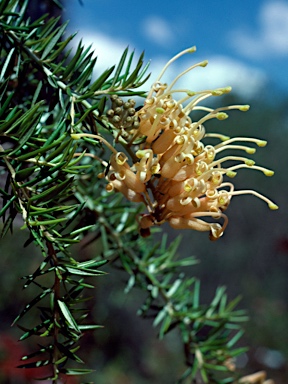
(74, 47, 278, 240)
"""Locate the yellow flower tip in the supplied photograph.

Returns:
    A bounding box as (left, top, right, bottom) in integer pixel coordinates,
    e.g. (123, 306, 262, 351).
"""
(221, 86, 232, 94)
(136, 150, 146, 158)
(106, 183, 114, 193)
(187, 91, 196, 96)
(218, 197, 226, 205)
(221, 135, 230, 141)
(151, 164, 161, 174)
(211, 90, 224, 96)
(245, 159, 255, 166)
(155, 107, 165, 114)
(200, 60, 208, 67)
(268, 203, 279, 210)
(188, 46, 197, 53)
(184, 183, 192, 192)
(246, 148, 256, 154)
(175, 136, 185, 145)
(239, 104, 250, 112)
(71, 133, 81, 140)
(263, 169, 274, 177)
(116, 152, 128, 165)
(184, 154, 194, 165)
(226, 171, 237, 178)
(256, 140, 267, 147)
(216, 112, 229, 120)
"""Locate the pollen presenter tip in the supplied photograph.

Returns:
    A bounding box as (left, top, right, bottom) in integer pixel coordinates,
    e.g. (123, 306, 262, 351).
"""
(212, 90, 224, 96)
(71, 134, 81, 140)
(268, 203, 279, 210)
(239, 105, 250, 112)
(200, 60, 208, 67)
(222, 86, 232, 93)
(256, 140, 267, 147)
(245, 159, 255, 166)
(246, 148, 256, 154)
(264, 170, 274, 177)
(188, 46, 197, 53)
(216, 112, 229, 120)
(226, 171, 237, 178)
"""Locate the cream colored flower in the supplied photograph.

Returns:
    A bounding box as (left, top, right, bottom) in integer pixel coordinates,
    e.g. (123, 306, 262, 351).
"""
(74, 47, 278, 240)
(239, 370, 274, 383)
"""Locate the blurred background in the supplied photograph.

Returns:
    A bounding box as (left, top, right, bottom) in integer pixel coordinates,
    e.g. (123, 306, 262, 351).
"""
(0, 0, 287, 383)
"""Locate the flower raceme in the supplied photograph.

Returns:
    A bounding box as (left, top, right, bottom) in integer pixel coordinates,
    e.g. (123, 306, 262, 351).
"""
(72, 47, 278, 240)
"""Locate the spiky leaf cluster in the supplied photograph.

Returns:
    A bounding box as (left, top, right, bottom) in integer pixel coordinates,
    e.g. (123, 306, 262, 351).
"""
(92, 203, 248, 383)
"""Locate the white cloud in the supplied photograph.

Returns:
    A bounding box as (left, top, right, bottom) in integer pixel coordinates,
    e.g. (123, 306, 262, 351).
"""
(229, 1, 288, 58)
(261, 1, 288, 51)
(141, 16, 175, 46)
(70, 31, 266, 98)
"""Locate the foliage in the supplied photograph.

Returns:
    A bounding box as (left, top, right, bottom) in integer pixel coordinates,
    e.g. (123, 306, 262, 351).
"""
(0, 1, 274, 383)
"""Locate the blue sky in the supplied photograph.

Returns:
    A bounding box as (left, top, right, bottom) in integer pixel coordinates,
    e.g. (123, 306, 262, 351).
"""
(63, 0, 288, 98)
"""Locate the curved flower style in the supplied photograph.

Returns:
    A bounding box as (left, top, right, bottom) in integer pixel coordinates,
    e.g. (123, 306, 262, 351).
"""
(75, 47, 278, 240)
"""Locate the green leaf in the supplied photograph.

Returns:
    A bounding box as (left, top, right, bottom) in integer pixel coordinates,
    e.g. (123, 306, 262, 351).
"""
(73, 102, 99, 126)
(14, 0, 29, 26)
(110, 47, 128, 87)
(153, 307, 167, 327)
(59, 368, 94, 375)
(17, 359, 51, 369)
(56, 342, 84, 364)
(89, 66, 115, 92)
(34, 16, 61, 44)
(0, 78, 12, 115)
(0, 47, 15, 82)
(227, 329, 245, 348)
(52, 0, 64, 9)
(12, 288, 52, 325)
(19, 319, 52, 340)
(193, 279, 200, 309)
(124, 275, 135, 293)
(45, 137, 72, 161)
(122, 51, 145, 88)
(0, 0, 12, 14)
(15, 166, 38, 182)
(0, 108, 22, 133)
(78, 324, 104, 331)
(76, 258, 107, 269)
(167, 278, 182, 298)
(64, 266, 106, 277)
(3, 103, 43, 154)
(122, 50, 134, 82)
(159, 315, 172, 339)
(29, 217, 67, 226)
(0, 195, 16, 217)
(62, 41, 85, 79)
(20, 344, 52, 360)
(48, 32, 76, 62)
(203, 362, 229, 372)
(41, 21, 69, 60)
(58, 299, 80, 332)
(1, 212, 17, 237)
(31, 80, 43, 106)
(16, 133, 66, 161)
(200, 366, 209, 383)
(28, 177, 72, 204)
